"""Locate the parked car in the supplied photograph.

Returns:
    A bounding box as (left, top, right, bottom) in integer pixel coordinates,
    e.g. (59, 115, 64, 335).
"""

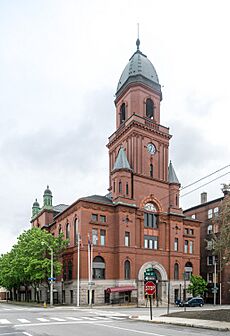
(178, 297, 204, 307)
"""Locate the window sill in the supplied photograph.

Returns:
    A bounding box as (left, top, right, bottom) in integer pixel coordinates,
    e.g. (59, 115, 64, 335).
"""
(89, 220, 108, 226)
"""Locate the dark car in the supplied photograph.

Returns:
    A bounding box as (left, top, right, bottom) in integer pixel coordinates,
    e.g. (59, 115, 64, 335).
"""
(179, 297, 204, 307)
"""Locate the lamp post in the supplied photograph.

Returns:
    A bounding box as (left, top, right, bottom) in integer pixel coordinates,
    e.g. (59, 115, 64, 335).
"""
(42, 242, 54, 307)
(214, 259, 217, 306)
(77, 232, 80, 307)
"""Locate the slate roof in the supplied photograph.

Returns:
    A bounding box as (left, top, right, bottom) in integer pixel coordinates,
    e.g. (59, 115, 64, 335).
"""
(53, 204, 69, 213)
(116, 39, 160, 95)
(80, 194, 114, 205)
(113, 147, 131, 171)
(168, 161, 180, 184)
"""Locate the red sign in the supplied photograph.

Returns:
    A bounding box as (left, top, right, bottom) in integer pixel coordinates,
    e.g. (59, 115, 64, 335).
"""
(145, 281, 156, 295)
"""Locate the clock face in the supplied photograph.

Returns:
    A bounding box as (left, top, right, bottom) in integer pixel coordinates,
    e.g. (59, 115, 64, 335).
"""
(147, 143, 156, 155)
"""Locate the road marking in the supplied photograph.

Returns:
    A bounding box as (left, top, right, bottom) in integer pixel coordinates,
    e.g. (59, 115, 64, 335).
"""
(93, 323, 170, 336)
(36, 318, 50, 322)
(23, 332, 33, 336)
(65, 317, 81, 321)
(110, 316, 126, 320)
(92, 316, 109, 320)
(14, 320, 113, 327)
(0, 333, 22, 335)
(0, 319, 11, 324)
(17, 319, 30, 324)
(50, 317, 66, 322)
(81, 317, 98, 321)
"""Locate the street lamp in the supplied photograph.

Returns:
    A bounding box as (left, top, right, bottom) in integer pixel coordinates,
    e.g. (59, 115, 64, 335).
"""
(213, 258, 217, 305)
(42, 241, 54, 307)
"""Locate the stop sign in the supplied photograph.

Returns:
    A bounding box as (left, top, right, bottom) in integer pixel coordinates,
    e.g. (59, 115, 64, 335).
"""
(145, 281, 156, 295)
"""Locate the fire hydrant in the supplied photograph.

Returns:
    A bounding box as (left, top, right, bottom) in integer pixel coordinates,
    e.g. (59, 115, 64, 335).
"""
(43, 301, 47, 308)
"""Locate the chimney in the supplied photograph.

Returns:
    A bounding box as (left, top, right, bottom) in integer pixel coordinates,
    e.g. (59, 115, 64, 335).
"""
(201, 192, 207, 204)
(222, 183, 230, 196)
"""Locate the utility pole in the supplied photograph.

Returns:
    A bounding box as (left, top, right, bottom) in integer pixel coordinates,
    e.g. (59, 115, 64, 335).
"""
(77, 233, 80, 307)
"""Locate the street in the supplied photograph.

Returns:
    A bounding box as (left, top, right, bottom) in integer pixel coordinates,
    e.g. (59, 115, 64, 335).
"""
(0, 303, 228, 336)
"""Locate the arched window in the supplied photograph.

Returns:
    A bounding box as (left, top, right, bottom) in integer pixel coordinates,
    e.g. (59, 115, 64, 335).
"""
(146, 98, 154, 119)
(93, 256, 105, 279)
(120, 103, 126, 124)
(63, 260, 67, 281)
(74, 218, 79, 244)
(126, 183, 129, 195)
(144, 203, 158, 228)
(68, 260, 73, 280)
(184, 261, 193, 280)
(119, 181, 122, 193)
(124, 260, 131, 280)
(174, 263, 179, 280)
(150, 163, 153, 178)
(66, 223, 70, 240)
(176, 195, 178, 206)
(59, 225, 62, 235)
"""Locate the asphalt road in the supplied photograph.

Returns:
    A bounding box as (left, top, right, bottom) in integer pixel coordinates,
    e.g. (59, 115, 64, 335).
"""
(0, 303, 227, 336)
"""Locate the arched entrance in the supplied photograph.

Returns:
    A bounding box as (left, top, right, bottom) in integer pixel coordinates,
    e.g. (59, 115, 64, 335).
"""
(138, 261, 168, 305)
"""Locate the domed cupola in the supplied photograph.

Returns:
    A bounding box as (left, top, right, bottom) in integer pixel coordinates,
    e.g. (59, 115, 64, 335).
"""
(116, 39, 161, 98)
(43, 185, 53, 209)
(31, 198, 40, 218)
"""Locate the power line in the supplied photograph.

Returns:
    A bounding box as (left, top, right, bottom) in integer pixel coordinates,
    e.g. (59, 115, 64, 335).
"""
(180, 171, 230, 198)
(180, 164, 230, 191)
(157, 164, 230, 206)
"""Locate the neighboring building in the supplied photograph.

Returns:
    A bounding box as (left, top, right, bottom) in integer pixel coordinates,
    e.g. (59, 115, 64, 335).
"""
(184, 187, 230, 304)
(0, 287, 7, 300)
(31, 39, 200, 305)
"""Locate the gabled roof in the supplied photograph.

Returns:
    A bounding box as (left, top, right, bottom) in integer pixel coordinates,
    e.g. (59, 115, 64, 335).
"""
(168, 161, 180, 184)
(113, 147, 131, 171)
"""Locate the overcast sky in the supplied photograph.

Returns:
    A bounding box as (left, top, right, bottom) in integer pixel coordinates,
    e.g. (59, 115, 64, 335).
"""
(0, 0, 230, 254)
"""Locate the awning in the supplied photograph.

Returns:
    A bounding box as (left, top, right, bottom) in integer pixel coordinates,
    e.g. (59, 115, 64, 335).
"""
(106, 286, 136, 293)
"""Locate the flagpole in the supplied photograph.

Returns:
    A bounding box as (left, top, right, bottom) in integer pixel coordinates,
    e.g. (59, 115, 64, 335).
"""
(88, 235, 91, 306)
(90, 242, 93, 308)
(77, 233, 80, 307)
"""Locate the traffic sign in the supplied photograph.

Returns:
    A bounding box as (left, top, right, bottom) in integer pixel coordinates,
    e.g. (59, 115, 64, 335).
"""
(144, 268, 157, 282)
(48, 277, 56, 281)
(145, 281, 156, 295)
(144, 276, 156, 281)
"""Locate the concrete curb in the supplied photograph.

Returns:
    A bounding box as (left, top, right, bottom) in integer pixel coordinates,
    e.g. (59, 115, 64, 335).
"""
(129, 316, 230, 331)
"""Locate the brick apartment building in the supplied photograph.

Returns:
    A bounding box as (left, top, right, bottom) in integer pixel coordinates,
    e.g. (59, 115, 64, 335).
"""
(184, 187, 230, 304)
(31, 39, 200, 305)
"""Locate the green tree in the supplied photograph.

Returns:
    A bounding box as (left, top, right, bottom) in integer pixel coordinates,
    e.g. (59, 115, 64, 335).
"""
(187, 275, 208, 297)
(0, 228, 68, 301)
(212, 193, 230, 264)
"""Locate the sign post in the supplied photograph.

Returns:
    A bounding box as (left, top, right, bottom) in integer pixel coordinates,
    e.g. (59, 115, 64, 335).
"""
(144, 281, 156, 320)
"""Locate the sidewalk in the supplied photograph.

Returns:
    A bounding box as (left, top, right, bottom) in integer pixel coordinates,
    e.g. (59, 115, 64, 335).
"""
(130, 315, 230, 331)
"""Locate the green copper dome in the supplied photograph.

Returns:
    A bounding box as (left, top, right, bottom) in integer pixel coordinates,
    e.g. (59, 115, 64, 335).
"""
(33, 199, 40, 207)
(44, 185, 52, 196)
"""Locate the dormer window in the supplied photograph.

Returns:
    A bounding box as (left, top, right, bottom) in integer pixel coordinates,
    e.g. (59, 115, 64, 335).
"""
(146, 98, 154, 119)
(120, 103, 126, 124)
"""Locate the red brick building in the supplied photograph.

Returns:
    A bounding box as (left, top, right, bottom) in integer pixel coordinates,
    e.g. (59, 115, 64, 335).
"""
(184, 188, 230, 304)
(31, 39, 200, 305)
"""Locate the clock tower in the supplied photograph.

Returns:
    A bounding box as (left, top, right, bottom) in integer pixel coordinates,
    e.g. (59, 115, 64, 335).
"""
(108, 39, 180, 214)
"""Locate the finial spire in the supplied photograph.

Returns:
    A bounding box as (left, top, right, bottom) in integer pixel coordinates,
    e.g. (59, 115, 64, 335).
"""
(136, 23, 140, 50)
